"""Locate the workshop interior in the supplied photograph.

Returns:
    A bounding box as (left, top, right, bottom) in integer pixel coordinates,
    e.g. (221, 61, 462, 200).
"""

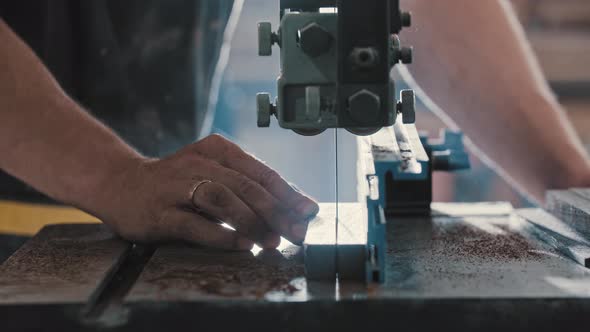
(1, 0, 590, 330)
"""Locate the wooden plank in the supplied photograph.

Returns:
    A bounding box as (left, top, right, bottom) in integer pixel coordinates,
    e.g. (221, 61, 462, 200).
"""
(335, 203, 368, 281)
(517, 208, 590, 268)
(127, 204, 347, 302)
(125, 244, 305, 302)
(572, 188, 590, 202)
(387, 209, 590, 298)
(303, 204, 337, 281)
(0, 224, 130, 304)
(0, 204, 585, 330)
(546, 190, 590, 236)
(124, 202, 590, 304)
(431, 202, 513, 217)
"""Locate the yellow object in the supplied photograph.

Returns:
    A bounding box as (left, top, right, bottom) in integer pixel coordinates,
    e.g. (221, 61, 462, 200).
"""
(0, 200, 99, 236)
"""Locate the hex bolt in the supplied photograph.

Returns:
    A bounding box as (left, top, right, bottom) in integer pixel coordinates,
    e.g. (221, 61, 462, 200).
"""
(348, 89, 381, 125)
(298, 23, 333, 58)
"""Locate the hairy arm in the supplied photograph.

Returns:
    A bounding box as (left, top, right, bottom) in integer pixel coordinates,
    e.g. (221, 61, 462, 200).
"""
(0, 19, 318, 248)
(401, 0, 590, 203)
(0, 19, 142, 210)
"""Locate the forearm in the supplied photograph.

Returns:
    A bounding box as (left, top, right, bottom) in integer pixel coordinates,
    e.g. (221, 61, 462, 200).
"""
(0, 19, 143, 214)
(402, 0, 590, 202)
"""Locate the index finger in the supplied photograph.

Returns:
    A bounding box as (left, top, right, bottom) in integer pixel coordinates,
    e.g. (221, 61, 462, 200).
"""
(195, 135, 319, 219)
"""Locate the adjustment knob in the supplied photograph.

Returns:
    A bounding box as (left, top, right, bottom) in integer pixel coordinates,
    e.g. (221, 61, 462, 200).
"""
(391, 37, 413, 66)
(397, 90, 416, 124)
(401, 12, 412, 27)
(400, 47, 413, 64)
(258, 22, 276, 56)
(257, 93, 274, 127)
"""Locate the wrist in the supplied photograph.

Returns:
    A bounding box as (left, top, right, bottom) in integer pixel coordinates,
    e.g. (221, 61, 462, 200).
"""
(71, 154, 150, 221)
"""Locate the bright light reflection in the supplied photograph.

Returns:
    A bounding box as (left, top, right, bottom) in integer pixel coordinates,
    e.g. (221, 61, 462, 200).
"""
(251, 237, 294, 255)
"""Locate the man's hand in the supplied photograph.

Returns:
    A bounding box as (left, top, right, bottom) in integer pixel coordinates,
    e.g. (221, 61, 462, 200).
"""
(0, 21, 318, 249)
(98, 135, 319, 251)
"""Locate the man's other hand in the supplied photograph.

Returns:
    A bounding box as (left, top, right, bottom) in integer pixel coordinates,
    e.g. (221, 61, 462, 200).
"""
(99, 135, 319, 251)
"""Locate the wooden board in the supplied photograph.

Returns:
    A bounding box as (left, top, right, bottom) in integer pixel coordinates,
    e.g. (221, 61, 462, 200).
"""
(431, 202, 513, 217)
(546, 189, 590, 236)
(302, 204, 337, 281)
(125, 202, 590, 303)
(2, 204, 590, 330)
(334, 202, 368, 281)
(573, 188, 590, 201)
(125, 244, 306, 302)
(0, 224, 130, 304)
(517, 208, 590, 267)
(383, 210, 590, 298)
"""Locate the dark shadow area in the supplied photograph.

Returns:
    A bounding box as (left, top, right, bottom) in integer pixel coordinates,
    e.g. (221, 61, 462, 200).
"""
(0, 233, 30, 265)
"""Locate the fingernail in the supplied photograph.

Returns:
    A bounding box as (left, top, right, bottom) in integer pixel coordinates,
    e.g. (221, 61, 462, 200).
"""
(296, 200, 319, 219)
(291, 223, 308, 241)
(237, 238, 254, 250)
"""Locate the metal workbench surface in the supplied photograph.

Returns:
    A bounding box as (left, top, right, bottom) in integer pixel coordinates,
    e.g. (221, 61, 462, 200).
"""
(1, 202, 590, 331)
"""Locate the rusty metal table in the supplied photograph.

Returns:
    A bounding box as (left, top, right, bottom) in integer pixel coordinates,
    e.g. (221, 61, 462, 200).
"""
(2, 202, 590, 331)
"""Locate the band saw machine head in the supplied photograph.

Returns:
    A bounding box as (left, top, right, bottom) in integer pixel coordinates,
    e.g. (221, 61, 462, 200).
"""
(256, 0, 415, 136)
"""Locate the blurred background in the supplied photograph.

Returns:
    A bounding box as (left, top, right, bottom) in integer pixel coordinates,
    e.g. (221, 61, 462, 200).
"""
(212, 0, 590, 207)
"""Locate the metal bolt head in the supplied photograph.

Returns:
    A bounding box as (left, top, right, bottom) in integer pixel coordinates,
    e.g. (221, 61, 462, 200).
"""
(298, 23, 333, 58)
(401, 12, 412, 27)
(348, 89, 381, 125)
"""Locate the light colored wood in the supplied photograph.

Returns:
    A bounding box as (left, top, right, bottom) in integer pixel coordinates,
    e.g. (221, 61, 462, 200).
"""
(573, 188, 590, 202)
(334, 203, 368, 281)
(431, 202, 513, 217)
(125, 202, 590, 302)
(303, 204, 337, 280)
(517, 208, 590, 267)
(546, 190, 590, 236)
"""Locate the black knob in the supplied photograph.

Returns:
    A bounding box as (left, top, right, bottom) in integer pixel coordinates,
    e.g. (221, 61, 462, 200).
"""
(401, 12, 412, 27)
(397, 90, 415, 124)
(400, 47, 413, 64)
